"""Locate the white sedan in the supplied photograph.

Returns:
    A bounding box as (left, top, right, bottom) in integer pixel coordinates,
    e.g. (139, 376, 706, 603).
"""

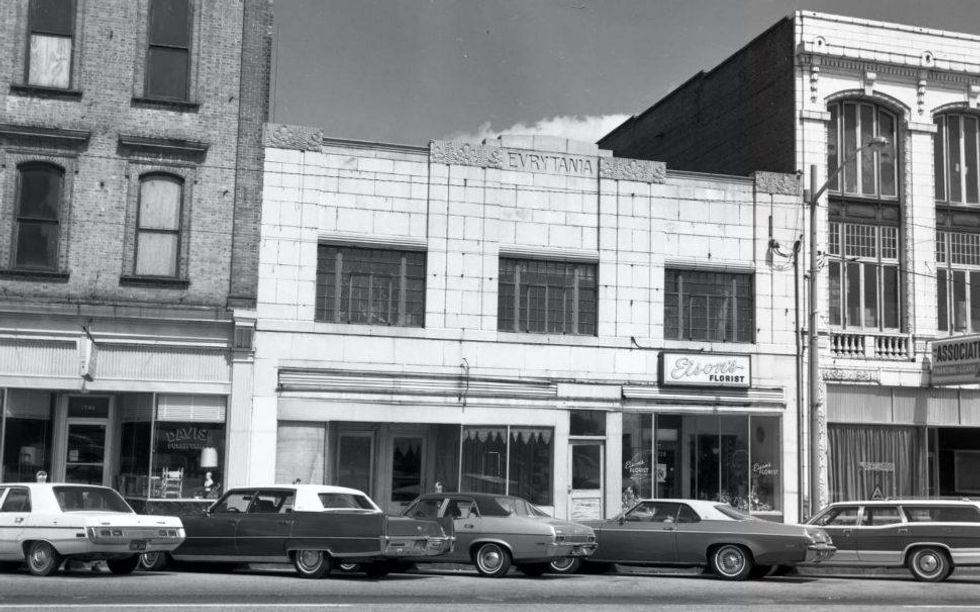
(0, 483, 185, 576)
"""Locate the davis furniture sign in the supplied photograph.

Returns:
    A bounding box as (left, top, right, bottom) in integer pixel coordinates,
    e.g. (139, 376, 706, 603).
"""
(931, 334, 980, 385)
(661, 353, 751, 388)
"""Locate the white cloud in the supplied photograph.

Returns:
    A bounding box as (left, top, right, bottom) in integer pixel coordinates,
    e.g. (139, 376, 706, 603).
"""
(443, 113, 630, 145)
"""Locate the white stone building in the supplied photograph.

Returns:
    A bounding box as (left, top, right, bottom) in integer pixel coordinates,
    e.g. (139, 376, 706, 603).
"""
(252, 126, 804, 521)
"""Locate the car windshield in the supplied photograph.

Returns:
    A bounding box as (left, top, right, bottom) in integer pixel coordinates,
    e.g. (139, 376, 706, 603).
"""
(54, 486, 133, 513)
(318, 493, 377, 510)
(714, 504, 755, 520)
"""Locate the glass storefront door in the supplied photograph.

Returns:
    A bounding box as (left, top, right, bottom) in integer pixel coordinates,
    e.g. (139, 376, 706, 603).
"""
(337, 433, 374, 493)
(389, 435, 423, 514)
(568, 441, 604, 520)
(64, 420, 108, 485)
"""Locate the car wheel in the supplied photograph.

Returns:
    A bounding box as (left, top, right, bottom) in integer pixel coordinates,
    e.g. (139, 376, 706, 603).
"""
(139, 552, 170, 571)
(908, 547, 952, 582)
(518, 563, 549, 577)
(337, 562, 361, 573)
(26, 542, 62, 577)
(548, 557, 582, 574)
(473, 543, 512, 578)
(710, 544, 753, 581)
(293, 550, 332, 579)
(107, 555, 141, 575)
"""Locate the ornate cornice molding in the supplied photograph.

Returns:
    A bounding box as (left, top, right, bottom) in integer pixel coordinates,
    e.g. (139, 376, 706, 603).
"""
(117, 134, 209, 162)
(754, 172, 801, 196)
(822, 368, 881, 383)
(264, 123, 323, 151)
(599, 157, 666, 183)
(0, 123, 90, 150)
(430, 140, 503, 168)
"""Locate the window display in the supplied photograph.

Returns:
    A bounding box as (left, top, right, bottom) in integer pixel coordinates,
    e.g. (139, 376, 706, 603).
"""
(1, 390, 54, 483)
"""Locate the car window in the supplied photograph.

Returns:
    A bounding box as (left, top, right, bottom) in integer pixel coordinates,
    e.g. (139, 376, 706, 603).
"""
(862, 506, 902, 526)
(714, 504, 754, 520)
(904, 505, 980, 523)
(446, 498, 478, 519)
(249, 490, 292, 514)
(813, 506, 860, 526)
(317, 493, 376, 510)
(0, 487, 31, 512)
(625, 501, 679, 522)
(212, 491, 253, 514)
(408, 498, 444, 518)
(54, 486, 131, 513)
(676, 504, 701, 523)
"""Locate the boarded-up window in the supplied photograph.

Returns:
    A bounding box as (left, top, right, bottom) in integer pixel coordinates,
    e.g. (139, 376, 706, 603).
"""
(28, 0, 74, 88)
(16, 163, 63, 270)
(146, 0, 190, 100)
(136, 175, 182, 277)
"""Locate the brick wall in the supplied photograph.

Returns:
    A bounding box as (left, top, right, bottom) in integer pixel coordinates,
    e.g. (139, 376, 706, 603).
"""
(599, 17, 797, 176)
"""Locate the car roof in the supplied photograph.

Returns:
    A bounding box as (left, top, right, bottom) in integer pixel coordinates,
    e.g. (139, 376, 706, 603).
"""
(631, 498, 740, 519)
(1, 483, 113, 490)
(234, 484, 370, 495)
(826, 499, 979, 506)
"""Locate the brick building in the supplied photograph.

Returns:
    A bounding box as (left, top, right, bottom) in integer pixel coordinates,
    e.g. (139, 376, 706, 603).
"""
(0, 0, 272, 508)
(256, 126, 804, 521)
(601, 11, 980, 510)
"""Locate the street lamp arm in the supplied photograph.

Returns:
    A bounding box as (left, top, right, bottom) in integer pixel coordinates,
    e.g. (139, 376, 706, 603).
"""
(809, 136, 891, 206)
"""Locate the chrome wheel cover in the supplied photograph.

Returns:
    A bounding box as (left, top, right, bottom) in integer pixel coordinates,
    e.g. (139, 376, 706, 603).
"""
(477, 545, 503, 573)
(912, 549, 945, 578)
(550, 557, 576, 572)
(716, 546, 746, 577)
(29, 545, 54, 572)
(296, 550, 323, 572)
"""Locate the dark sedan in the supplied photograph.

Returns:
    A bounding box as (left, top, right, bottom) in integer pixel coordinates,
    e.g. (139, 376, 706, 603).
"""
(140, 484, 452, 578)
(563, 499, 834, 580)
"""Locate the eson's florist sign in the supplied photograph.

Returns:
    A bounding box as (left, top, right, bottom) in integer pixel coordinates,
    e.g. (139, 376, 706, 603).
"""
(660, 353, 751, 388)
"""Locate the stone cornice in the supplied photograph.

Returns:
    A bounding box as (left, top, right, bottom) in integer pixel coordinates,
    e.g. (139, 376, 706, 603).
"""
(800, 52, 980, 87)
(599, 157, 666, 183)
(754, 171, 801, 196)
(430, 140, 503, 168)
(0, 123, 90, 149)
(117, 135, 209, 162)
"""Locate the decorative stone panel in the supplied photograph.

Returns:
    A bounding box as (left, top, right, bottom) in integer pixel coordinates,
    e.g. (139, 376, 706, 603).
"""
(599, 157, 666, 183)
(264, 123, 323, 151)
(754, 171, 802, 196)
(822, 368, 881, 383)
(429, 140, 503, 168)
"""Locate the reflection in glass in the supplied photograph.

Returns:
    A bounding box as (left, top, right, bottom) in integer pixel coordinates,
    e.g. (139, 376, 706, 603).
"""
(391, 436, 422, 502)
(461, 427, 507, 495)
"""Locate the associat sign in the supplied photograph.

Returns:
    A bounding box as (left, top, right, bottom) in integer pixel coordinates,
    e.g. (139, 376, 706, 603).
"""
(661, 352, 751, 388)
(931, 334, 980, 385)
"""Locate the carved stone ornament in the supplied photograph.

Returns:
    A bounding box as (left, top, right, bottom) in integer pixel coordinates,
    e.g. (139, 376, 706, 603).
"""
(821, 368, 881, 383)
(754, 171, 801, 196)
(429, 141, 503, 168)
(264, 123, 323, 151)
(599, 157, 666, 183)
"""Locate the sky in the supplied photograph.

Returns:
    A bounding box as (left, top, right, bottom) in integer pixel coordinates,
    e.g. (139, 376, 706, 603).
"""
(270, 0, 980, 146)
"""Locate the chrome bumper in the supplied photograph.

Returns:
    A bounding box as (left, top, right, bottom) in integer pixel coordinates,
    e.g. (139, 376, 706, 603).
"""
(805, 543, 836, 563)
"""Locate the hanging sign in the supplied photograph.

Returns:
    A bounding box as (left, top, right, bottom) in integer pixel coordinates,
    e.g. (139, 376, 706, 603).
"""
(660, 352, 751, 388)
(931, 334, 980, 385)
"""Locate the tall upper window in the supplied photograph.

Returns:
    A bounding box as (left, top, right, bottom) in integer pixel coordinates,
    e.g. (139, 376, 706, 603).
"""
(27, 0, 75, 89)
(664, 269, 754, 343)
(15, 163, 64, 270)
(497, 258, 597, 335)
(135, 174, 183, 277)
(827, 203, 901, 330)
(935, 113, 979, 205)
(146, 0, 191, 100)
(936, 210, 980, 334)
(827, 101, 898, 198)
(315, 245, 426, 326)
(827, 100, 902, 331)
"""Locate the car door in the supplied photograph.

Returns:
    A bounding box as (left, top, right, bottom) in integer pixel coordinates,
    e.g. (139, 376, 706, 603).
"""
(594, 501, 679, 564)
(442, 497, 479, 563)
(0, 487, 31, 560)
(855, 505, 905, 565)
(177, 489, 253, 559)
(234, 489, 294, 559)
(811, 505, 861, 564)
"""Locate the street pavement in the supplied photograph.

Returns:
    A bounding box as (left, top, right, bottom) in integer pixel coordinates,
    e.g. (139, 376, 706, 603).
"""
(0, 563, 979, 611)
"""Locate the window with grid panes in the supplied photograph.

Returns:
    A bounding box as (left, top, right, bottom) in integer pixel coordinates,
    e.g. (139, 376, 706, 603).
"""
(936, 209, 980, 334)
(315, 245, 425, 326)
(664, 269, 754, 343)
(497, 258, 596, 335)
(27, 0, 75, 89)
(826, 100, 903, 331)
(935, 113, 980, 205)
(827, 202, 901, 330)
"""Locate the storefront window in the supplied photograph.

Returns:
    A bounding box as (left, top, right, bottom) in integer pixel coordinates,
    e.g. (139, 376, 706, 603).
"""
(1, 390, 54, 483)
(117, 394, 153, 497)
(150, 395, 226, 500)
(749, 416, 781, 512)
(828, 424, 920, 502)
(570, 410, 606, 436)
(622, 413, 653, 507)
(460, 426, 553, 505)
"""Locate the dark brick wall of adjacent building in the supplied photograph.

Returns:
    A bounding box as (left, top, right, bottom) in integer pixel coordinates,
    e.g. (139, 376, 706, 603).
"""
(599, 17, 797, 176)
(0, 0, 272, 311)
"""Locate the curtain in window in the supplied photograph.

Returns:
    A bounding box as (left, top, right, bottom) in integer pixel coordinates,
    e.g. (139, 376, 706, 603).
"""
(828, 424, 921, 502)
(508, 428, 552, 505)
(461, 427, 507, 495)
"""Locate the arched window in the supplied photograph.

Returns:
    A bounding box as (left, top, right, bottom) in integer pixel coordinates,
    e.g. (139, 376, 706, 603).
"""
(135, 174, 183, 277)
(16, 162, 64, 270)
(826, 100, 902, 331)
(934, 112, 979, 205)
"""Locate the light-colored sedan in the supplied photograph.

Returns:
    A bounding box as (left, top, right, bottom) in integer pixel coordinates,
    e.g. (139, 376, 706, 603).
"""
(565, 499, 835, 580)
(403, 492, 596, 577)
(0, 483, 184, 576)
